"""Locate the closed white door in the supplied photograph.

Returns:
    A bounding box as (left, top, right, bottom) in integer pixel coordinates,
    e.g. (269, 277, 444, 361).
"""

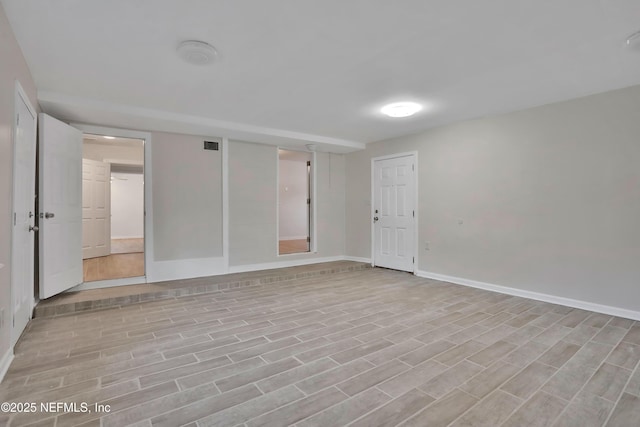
(11, 85, 37, 345)
(39, 114, 83, 299)
(373, 154, 416, 272)
(82, 159, 111, 259)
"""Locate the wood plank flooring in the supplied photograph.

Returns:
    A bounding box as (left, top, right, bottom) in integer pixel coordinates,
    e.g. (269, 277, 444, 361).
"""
(2, 268, 639, 426)
(83, 253, 144, 282)
(82, 239, 145, 282)
(279, 239, 309, 255)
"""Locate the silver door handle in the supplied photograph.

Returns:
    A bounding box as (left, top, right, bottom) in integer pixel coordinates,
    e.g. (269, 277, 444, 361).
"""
(45, 212, 55, 219)
(29, 225, 39, 232)
(373, 216, 379, 222)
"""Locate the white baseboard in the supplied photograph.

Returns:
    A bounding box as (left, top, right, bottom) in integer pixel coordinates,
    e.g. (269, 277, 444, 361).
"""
(70, 276, 146, 292)
(415, 270, 640, 321)
(111, 236, 144, 240)
(344, 256, 372, 264)
(66, 255, 372, 292)
(147, 257, 227, 282)
(279, 235, 308, 241)
(229, 256, 345, 274)
(0, 348, 14, 383)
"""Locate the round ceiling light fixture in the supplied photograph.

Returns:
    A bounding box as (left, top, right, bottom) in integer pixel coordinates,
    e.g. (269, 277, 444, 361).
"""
(177, 40, 218, 66)
(381, 102, 422, 118)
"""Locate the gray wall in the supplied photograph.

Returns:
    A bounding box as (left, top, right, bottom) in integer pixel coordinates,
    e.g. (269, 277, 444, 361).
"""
(346, 84, 640, 312)
(0, 3, 39, 362)
(151, 132, 223, 261)
(229, 140, 345, 266)
(229, 141, 278, 265)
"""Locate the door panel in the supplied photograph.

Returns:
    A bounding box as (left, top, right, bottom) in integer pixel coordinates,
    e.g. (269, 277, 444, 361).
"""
(11, 88, 37, 345)
(82, 158, 111, 259)
(397, 228, 406, 257)
(373, 155, 416, 272)
(39, 114, 83, 299)
(397, 185, 407, 216)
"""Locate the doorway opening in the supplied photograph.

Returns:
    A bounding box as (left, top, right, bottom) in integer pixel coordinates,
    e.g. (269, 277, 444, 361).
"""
(82, 134, 145, 281)
(278, 149, 312, 255)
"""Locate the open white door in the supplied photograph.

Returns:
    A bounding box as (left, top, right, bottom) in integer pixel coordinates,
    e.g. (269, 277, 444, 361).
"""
(11, 84, 37, 345)
(39, 114, 83, 299)
(82, 159, 111, 259)
(373, 154, 416, 272)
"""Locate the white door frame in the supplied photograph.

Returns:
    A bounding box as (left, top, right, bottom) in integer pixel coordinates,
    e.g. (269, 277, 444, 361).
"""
(370, 151, 419, 273)
(70, 124, 152, 290)
(10, 81, 37, 343)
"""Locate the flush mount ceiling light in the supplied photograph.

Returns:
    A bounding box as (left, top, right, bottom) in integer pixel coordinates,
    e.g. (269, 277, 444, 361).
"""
(103, 136, 115, 139)
(177, 40, 218, 65)
(381, 102, 422, 118)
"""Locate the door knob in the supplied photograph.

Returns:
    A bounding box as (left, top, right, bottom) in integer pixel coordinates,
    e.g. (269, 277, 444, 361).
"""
(45, 212, 55, 219)
(373, 216, 379, 222)
(29, 225, 39, 232)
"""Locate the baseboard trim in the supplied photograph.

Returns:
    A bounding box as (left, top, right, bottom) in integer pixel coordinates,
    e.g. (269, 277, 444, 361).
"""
(229, 256, 346, 274)
(415, 270, 640, 321)
(0, 348, 14, 383)
(70, 276, 147, 292)
(65, 256, 370, 292)
(344, 256, 372, 264)
(147, 257, 227, 283)
(279, 235, 308, 241)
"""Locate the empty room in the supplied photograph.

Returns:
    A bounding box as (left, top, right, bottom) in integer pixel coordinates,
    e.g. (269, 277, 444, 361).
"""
(1, 1, 640, 426)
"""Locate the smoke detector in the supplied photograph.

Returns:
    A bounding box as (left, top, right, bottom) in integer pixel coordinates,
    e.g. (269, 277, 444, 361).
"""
(177, 40, 218, 65)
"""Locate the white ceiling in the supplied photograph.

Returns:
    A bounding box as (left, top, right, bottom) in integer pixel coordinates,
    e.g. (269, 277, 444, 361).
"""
(3, 0, 640, 153)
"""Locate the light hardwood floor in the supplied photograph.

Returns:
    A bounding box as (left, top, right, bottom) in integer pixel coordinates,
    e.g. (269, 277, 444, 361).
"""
(83, 253, 144, 282)
(279, 239, 309, 255)
(2, 267, 639, 426)
(83, 239, 145, 282)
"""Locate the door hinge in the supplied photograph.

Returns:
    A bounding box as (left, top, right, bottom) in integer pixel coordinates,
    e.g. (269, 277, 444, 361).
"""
(12, 315, 15, 327)
(412, 257, 415, 264)
(413, 210, 415, 218)
(307, 198, 311, 205)
(14, 212, 16, 225)
(16, 114, 19, 126)
(306, 236, 311, 243)
(412, 164, 414, 171)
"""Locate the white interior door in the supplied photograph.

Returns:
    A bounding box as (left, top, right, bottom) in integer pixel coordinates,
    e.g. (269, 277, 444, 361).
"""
(39, 114, 83, 299)
(82, 159, 111, 259)
(11, 85, 37, 345)
(373, 154, 416, 272)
